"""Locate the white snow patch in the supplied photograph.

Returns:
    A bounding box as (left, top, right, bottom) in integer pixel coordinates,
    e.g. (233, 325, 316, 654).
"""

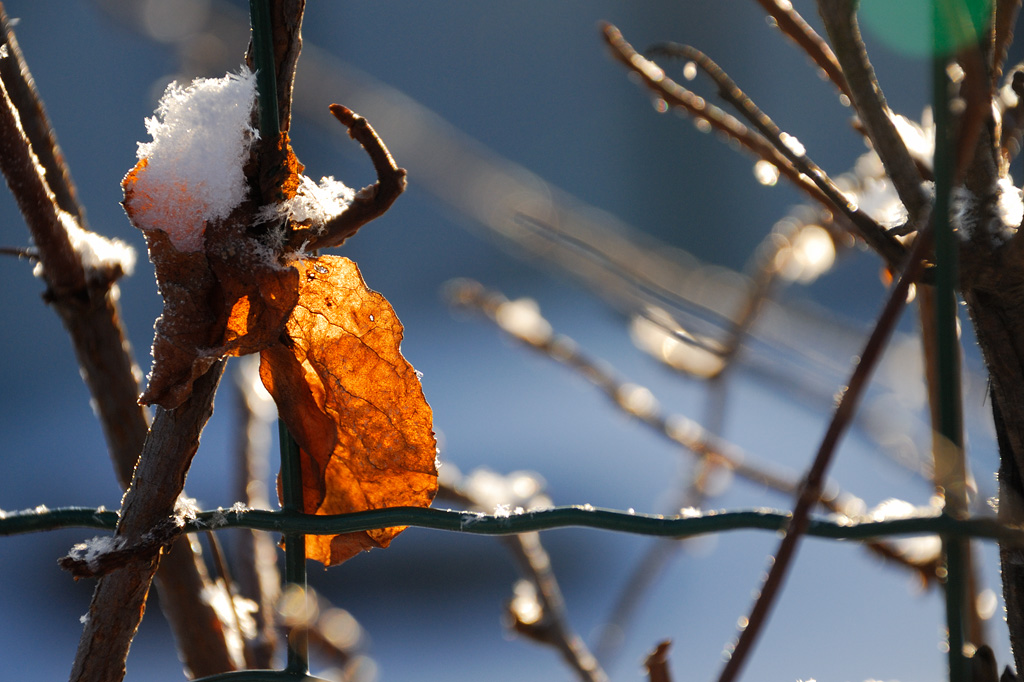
(43, 210, 136, 278)
(128, 67, 258, 252)
(463, 468, 552, 512)
(889, 109, 935, 170)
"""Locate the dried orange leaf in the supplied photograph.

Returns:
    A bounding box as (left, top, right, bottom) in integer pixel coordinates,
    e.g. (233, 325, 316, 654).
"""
(125, 159, 300, 408)
(259, 255, 437, 566)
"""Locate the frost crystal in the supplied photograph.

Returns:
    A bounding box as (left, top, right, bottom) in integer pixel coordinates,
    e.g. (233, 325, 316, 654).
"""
(127, 68, 258, 252)
(260, 175, 355, 230)
(67, 535, 124, 572)
(173, 496, 200, 525)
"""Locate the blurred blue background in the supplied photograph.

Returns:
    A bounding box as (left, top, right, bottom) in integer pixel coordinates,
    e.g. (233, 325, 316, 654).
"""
(0, 1, 1018, 680)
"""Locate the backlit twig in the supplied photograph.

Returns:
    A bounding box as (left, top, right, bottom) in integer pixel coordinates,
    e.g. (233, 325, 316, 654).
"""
(601, 23, 832, 212)
(818, 0, 931, 226)
(437, 479, 608, 682)
(754, 0, 852, 102)
(446, 278, 941, 581)
(647, 40, 906, 268)
(716, 230, 932, 682)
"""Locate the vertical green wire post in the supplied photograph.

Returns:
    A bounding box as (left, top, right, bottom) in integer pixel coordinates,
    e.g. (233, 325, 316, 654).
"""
(931, 1, 970, 681)
(278, 420, 309, 675)
(250, 0, 308, 674)
(249, 0, 280, 141)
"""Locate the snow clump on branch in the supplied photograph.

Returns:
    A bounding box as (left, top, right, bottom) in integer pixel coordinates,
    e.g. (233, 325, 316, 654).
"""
(124, 67, 258, 252)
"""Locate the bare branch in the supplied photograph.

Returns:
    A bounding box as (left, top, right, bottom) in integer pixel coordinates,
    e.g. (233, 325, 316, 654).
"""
(601, 23, 831, 210)
(602, 23, 905, 269)
(295, 104, 407, 251)
(0, 10, 238, 674)
(753, 0, 853, 102)
(716, 230, 931, 682)
(0, 66, 85, 296)
(445, 278, 941, 580)
(0, 4, 83, 222)
(817, 0, 931, 226)
(644, 640, 674, 682)
(647, 40, 906, 268)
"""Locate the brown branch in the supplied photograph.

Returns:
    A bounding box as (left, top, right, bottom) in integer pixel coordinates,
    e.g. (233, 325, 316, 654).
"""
(446, 278, 941, 581)
(294, 104, 407, 251)
(70, 360, 227, 682)
(0, 64, 85, 296)
(269, 0, 304, 133)
(716, 230, 931, 682)
(601, 23, 831, 211)
(647, 40, 906, 269)
(817, 0, 931, 227)
(644, 641, 674, 682)
(992, 0, 1022, 86)
(0, 4, 83, 222)
(0, 11, 238, 674)
(753, 0, 853, 102)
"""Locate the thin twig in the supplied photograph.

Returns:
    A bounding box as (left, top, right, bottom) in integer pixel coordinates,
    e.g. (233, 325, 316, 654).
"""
(231, 357, 281, 669)
(295, 104, 407, 251)
(647, 41, 906, 269)
(600, 23, 833, 212)
(446, 278, 942, 581)
(753, 0, 853, 102)
(817, 0, 931, 227)
(716, 230, 932, 682)
(992, 0, 1021, 87)
(437, 482, 608, 682)
(0, 245, 36, 259)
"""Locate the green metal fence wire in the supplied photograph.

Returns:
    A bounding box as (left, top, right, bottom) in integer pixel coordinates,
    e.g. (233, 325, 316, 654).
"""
(4, 502, 1023, 546)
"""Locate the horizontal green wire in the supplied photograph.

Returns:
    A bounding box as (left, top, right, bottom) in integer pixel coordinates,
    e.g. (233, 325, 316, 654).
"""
(3, 504, 1024, 545)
